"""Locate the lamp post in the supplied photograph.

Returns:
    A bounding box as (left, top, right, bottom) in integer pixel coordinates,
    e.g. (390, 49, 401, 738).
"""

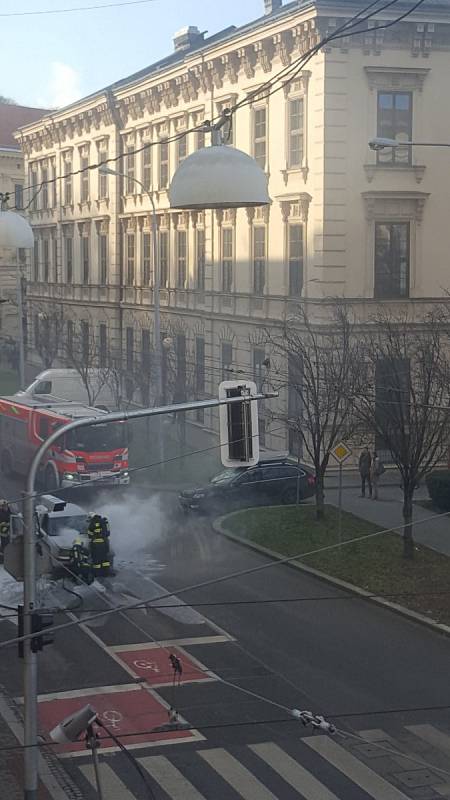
(0, 196, 34, 389)
(98, 165, 164, 465)
(369, 136, 450, 150)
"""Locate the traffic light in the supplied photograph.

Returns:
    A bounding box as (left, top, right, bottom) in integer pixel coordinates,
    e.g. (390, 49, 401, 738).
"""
(219, 380, 259, 467)
(17, 605, 54, 659)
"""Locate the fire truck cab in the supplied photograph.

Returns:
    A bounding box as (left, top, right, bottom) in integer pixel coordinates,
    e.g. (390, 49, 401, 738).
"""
(0, 395, 129, 489)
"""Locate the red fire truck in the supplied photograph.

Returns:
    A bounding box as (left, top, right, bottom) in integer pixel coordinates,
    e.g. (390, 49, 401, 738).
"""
(0, 395, 129, 489)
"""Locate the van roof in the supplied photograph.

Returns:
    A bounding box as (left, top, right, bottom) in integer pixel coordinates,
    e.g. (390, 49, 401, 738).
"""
(0, 395, 107, 418)
(32, 369, 103, 379)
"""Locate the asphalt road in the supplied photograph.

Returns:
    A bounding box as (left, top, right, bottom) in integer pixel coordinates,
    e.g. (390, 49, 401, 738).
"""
(1, 475, 450, 799)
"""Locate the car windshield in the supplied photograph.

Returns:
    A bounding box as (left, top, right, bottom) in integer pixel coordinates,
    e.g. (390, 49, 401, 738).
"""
(65, 423, 126, 453)
(47, 515, 88, 537)
(210, 468, 246, 485)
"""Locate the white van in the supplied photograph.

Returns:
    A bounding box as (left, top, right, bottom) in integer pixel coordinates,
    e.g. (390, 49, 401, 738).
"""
(18, 369, 116, 410)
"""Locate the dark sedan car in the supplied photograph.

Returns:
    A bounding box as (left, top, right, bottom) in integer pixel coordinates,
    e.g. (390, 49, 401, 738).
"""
(179, 458, 316, 514)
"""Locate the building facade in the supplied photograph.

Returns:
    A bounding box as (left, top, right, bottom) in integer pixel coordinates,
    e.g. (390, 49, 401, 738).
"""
(16, 0, 450, 451)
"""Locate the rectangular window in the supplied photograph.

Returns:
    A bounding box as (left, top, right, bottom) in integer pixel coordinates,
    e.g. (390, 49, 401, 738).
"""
(253, 107, 267, 171)
(64, 159, 72, 205)
(253, 347, 266, 446)
(377, 92, 412, 165)
(196, 228, 205, 290)
(34, 314, 40, 348)
(253, 227, 266, 295)
(99, 233, 108, 285)
(288, 223, 304, 297)
(177, 230, 187, 287)
(222, 228, 233, 293)
(66, 319, 74, 355)
(175, 334, 186, 401)
(126, 327, 134, 372)
(52, 237, 58, 282)
(126, 146, 135, 194)
(81, 320, 90, 363)
(126, 233, 135, 285)
(143, 232, 151, 284)
(64, 235, 73, 284)
(196, 128, 205, 150)
(41, 167, 48, 209)
(221, 342, 232, 381)
(159, 140, 169, 189)
(98, 144, 108, 199)
(42, 239, 50, 283)
(288, 97, 304, 168)
(14, 184, 23, 210)
(177, 135, 187, 165)
(195, 336, 205, 394)
(374, 222, 410, 299)
(375, 357, 410, 457)
(142, 329, 151, 374)
(99, 323, 107, 368)
(30, 169, 38, 211)
(51, 159, 57, 208)
(81, 234, 90, 284)
(160, 230, 169, 286)
(80, 154, 89, 202)
(33, 240, 39, 281)
(142, 145, 151, 191)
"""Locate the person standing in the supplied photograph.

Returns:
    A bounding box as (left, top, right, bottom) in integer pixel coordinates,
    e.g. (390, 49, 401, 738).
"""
(371, 451, 383, 500)
(0, 500, 12, 563)
(87, 514, 111, 577)
(359, 447, 372, 498)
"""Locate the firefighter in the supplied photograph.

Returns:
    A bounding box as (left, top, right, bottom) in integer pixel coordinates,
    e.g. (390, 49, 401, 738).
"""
(87, 514, 111, 577)
(69, 538, 93, 585)
(101, 515, 110, 539)
(0, 500, 12, 563)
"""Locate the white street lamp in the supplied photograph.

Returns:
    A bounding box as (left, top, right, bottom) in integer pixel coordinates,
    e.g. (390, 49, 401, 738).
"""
(0, 199, 34, 390)
(369, 136, 450, 150)
(169, 117, 270, 209)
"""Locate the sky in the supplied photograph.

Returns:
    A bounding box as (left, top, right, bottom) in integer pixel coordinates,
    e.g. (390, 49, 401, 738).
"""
(1, 0, 265, 109)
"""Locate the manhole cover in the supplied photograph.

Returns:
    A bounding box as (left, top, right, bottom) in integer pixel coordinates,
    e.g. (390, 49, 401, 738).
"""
(395, 769, 443, 789)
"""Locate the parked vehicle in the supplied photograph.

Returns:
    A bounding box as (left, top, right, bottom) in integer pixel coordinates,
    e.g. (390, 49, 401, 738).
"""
(19, 369, 116, 411)
(0, 394, 129, 489)
(179, 456, 316, 514)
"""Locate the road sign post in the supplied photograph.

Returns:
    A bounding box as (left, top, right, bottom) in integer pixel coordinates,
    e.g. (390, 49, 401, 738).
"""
(331, 442, 352, 546)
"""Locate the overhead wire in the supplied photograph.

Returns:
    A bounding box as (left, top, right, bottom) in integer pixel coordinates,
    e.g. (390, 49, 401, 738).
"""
(0, 0, 158, 16)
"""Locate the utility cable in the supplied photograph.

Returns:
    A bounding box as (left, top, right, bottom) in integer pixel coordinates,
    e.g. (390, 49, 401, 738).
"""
(97, 718, 158, 800)
(1, 507, 450, 652)
(0, 0, 158, 16)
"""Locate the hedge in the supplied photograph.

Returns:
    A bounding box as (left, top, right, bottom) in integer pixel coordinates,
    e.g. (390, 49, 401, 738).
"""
(426, 470, 450, 511)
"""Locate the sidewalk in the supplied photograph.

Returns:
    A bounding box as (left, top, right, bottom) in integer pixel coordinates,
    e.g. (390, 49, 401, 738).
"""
(326, 474, 450, 556)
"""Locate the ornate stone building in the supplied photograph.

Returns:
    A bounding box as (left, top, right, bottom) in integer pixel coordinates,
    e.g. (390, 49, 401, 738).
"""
(16, 0, 450, 452)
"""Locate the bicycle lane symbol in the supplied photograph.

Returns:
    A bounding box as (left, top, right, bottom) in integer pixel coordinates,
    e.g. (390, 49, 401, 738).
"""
(133, 659, 160, 673)
(101, 710, 123, 730)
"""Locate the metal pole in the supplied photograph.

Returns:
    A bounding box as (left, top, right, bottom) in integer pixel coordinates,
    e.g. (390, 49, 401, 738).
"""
(16, 260, 25, 390)
(338, 462, 343, 545)
(88, 728, 104, 800)
(22, 390, 277, 797)
(148, 191, 164, 467)
(23, 488, 37, 800)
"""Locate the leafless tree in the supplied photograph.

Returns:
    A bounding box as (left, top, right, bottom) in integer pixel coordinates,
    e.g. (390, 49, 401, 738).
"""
(63, 315, 115, 407)
(356, 307, 450, 559)
(31, 303, 65, 369)
(266, 303, 364, 519)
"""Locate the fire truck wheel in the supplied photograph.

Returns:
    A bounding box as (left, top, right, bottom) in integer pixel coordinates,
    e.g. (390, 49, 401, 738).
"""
(0, 450, 13, 476)
(45, 465, 59, 491)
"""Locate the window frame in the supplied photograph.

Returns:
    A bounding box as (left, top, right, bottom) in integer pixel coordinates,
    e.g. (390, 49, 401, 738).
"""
(376, 91, 413, 166)
(142, 231, 151, 285)
(287, 222, 304, 297)
(159, 139, 169, 189)
(98, 232, 108, 285)
(287, 96, 305, 170)
(81, 233, 90, 284)
(374, 221, 411, 299)
(253, 105, 267, 172)
(253, 225, 266, 295)
(176, 229, 187, 288)
(221, 227, 234, 293)
(196, 227, 206, 290)
(80, 153, 89, 203)
(126, 231, 135, 286)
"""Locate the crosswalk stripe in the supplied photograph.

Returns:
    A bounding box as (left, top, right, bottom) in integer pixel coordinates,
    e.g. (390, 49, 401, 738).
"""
(200, 747, 277, 800)
(80, 763, 136, 799)
(407, 723, 450, 756)
(139, 754, 207, 800)
(305, 735, 410, 800)
(251, 741, 341, 800)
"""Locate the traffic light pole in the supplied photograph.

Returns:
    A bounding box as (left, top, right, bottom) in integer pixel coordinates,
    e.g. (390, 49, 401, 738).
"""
(22, 390, 276, 799)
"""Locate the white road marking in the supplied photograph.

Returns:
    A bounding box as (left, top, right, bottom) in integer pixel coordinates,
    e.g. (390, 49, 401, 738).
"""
(80, 763, 136, 799)
(139, 754, 207, 799)
(305, 735, 411, 800)
(200, 747, 277, 800)
(35, 682, 142, 702)
(407, 724, 450, 757)
(66, 609, 138, 680)
(111, 634, 233, 652)
(251, 741, 341, 799)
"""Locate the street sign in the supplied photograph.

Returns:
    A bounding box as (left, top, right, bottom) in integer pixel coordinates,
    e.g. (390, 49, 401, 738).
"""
(332, 442, 352, 464)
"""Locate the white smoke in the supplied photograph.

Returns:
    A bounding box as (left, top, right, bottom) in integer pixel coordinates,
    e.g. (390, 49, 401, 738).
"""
(96, 491, 165, 562)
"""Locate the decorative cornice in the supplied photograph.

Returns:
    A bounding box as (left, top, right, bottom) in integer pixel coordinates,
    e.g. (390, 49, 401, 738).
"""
(364, 163, 426, 184)
(364, 66, 430, 92)
(362, 190, 429, 223)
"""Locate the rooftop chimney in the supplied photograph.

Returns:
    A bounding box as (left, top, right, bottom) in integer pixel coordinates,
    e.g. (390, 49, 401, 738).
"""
(264, 0, 282, 14)
(173, 26, 204, 52)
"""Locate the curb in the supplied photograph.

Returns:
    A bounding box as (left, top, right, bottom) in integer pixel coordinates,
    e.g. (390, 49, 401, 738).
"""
(212, 513, 450, 640)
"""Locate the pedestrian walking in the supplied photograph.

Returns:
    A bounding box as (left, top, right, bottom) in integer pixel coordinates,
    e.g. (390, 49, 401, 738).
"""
(358, 447, 372, 498)
(169, 653, 183, 686)
(370, 451, 385, 500)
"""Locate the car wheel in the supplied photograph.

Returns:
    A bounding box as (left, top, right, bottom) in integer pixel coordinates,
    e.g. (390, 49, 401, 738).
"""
(282, 487, 298, 505)
(0, 450, 13, 476)
(45, 465, 59, 492)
